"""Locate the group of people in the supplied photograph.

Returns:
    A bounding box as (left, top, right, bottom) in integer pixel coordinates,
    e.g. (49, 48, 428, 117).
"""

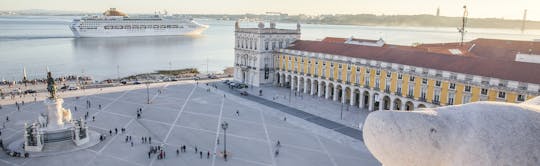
(141, 136, 152, 144)
(149, 145, 165, 159)
(136, 108, 143, 119)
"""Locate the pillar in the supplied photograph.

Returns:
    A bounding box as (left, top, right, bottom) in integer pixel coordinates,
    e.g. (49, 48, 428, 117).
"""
(333, 86, 338, 101)
(304, 80, 308, 94)
(297, 78, 302, 92)
(311, 81, 316, 95)
(390, 98, 395, 110)
(318, 83, 323, 97)
(401, 101, 407, 111)
(342, 88, 347, 104)
(359, 92, 365, 109)
(379, 98, 384, 111)
(325, 84, 330, 99)
(350, 89, 356, 106)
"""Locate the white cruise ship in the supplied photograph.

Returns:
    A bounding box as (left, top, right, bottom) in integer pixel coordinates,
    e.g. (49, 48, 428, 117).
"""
(70, 8, 208, 37)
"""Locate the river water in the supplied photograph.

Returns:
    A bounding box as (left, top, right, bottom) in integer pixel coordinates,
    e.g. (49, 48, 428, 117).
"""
(1, 16, 540, 81)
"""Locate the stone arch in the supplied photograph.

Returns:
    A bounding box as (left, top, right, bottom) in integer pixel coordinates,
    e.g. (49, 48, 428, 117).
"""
(405, 101, 414, 111)
(393, 98, 402, 110)
(299, 77, 305, 92)
(353, 88, 361, 107)
(305, 78, 312, 94)
(280, 73, 286, 87)
(320, 80, 326, 97)
(328, 82, 335, 100)
(362, 90, 370, 109)
(417, 104, 426, 109)
(286, 74, 292, 88)
(275, 72, 281, 86)
(344, 86, 352, 104)
(312, 79, 319, 95)
(382, 95, 391, 110)
(336, 84, 344, 102)
(292, 76, 299, 91)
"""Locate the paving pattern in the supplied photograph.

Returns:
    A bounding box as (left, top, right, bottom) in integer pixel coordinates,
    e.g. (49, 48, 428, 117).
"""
(0, 82, 379, 166)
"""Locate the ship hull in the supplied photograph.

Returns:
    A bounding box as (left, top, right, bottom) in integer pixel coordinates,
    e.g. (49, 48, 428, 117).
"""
(71, 26, 207, 38)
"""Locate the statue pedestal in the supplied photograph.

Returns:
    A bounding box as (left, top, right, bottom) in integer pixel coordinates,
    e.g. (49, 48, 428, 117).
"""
(43, 98, 72, 129)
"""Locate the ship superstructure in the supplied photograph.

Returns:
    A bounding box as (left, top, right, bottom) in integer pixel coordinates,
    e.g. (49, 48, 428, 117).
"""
(70, 8, 208, 37)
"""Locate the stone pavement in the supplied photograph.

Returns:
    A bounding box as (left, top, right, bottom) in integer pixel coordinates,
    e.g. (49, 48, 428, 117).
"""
(214, 83, 364, 141)
(0, 81, 380, 166)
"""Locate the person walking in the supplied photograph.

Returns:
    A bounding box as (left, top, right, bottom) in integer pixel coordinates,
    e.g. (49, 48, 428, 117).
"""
(199, 151, 202, 159)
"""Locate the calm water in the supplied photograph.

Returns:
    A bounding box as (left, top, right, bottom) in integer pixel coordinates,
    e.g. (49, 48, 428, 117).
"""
(1, 16, 540, 81)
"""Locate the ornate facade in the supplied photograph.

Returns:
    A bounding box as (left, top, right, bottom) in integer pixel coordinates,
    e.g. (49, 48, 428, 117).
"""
(273, 37, 540, 111)
(233, 21, 300, 87)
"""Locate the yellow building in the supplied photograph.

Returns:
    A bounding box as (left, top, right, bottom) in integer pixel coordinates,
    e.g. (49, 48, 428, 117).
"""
(273, 37, 540, 111)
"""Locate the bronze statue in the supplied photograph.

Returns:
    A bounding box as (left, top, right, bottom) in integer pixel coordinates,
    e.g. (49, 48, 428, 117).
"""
(46, 72, 57, 99)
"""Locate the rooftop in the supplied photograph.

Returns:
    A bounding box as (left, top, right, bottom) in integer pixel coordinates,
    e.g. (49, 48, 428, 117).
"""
(286, 37, 540, 84)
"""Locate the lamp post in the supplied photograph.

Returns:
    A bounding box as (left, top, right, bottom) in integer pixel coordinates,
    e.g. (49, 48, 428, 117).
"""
(145, 82, 150, 104)
(221, 121, 228, 160)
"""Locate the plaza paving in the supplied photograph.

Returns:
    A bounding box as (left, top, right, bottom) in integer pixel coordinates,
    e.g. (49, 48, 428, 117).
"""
(0, 81, 379, 166)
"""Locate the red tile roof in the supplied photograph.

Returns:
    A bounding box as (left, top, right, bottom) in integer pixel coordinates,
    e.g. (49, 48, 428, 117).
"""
(286, 38, 540, 84)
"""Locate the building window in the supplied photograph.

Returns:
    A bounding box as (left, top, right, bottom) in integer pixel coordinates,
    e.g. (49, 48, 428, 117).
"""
(386, 71, 391, 78)
(497, 91, 506, 99)
(449, 83, 456, 90)
(307, 61, 311, 74)
(463, 95, 471, 104)
(375, 79, 380, 89)
(346, 71, 351, 82)
(376, 69, 381, 76)
(338, 69, 342, 80)
(448, 93, 455, 105)
(420, 87, 427, 99)
(408, 84, 414, 97)
(397, 73, 403, 80)
(386, 79, 391, 91)
(517, 94, 526, 102)
(356, 67, 360, 72)
(422, 78, 428, 84)
(366, 68, 370, 74)
(435, 80, 442, 87)
(409, 76, 415, 82)
(434, 89, 441, 102)
(396, 83, 402, 94)
(481, 88, 488, 95)
(464, 85, 471, 92)
(364, 75, 370, 86)
(338, 64, 342, 69)
(265, 42, 269, 50)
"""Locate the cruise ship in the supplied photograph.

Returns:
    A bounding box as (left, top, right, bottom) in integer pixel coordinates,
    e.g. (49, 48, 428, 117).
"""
(70, 8, 208, 37)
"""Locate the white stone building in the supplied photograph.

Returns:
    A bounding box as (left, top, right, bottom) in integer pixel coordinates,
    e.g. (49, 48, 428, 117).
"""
(233, 21, 300, 87)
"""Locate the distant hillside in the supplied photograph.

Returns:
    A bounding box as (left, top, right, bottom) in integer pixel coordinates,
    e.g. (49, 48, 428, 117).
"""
(200, 14, 540, 30)
(287, 14, 539, 30)
(3, 9, 539, 30)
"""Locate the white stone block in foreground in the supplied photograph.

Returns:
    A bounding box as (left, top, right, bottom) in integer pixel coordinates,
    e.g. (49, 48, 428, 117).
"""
(363, 97, 540, 166)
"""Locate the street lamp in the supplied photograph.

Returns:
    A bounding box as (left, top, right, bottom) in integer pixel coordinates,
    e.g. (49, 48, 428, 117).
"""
(221, 121, 229, 160)
(145, 82, 150, 104)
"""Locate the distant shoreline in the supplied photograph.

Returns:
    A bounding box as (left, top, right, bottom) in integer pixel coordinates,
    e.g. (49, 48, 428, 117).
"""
(1, 13, 539, 30)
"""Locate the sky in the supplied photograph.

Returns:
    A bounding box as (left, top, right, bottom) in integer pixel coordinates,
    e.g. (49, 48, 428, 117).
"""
(1, 0, 539, 20)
